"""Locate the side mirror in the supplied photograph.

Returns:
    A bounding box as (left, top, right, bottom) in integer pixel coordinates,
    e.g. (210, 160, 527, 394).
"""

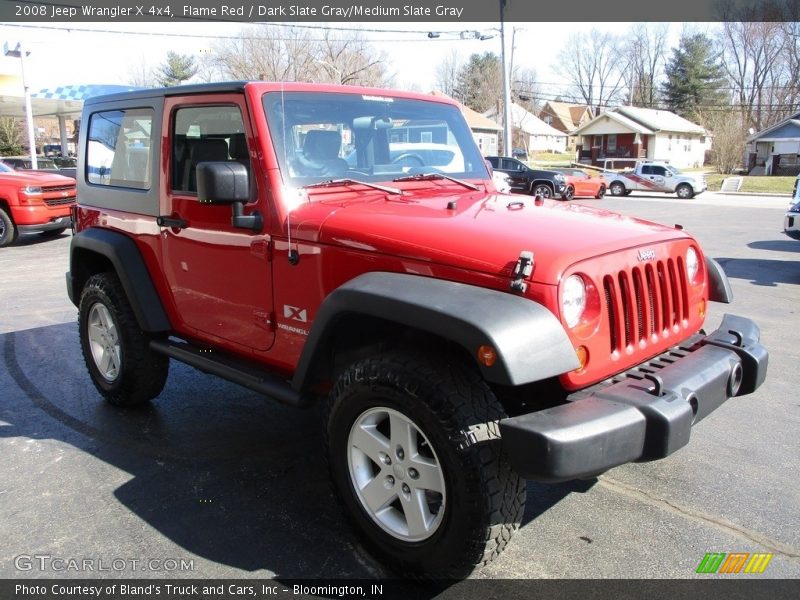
(196, 161, 250, 204)
(196, 161, 262, 231)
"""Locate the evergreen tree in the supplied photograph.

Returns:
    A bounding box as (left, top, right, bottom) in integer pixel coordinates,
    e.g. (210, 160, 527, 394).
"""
(157, 52, 198, 87)
(453, 52, 502, 113)
(662, 33, 729, 118)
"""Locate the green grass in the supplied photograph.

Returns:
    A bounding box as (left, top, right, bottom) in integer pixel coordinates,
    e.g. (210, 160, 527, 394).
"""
(701, 173, 794, 194)
(529, 151, 574, 164)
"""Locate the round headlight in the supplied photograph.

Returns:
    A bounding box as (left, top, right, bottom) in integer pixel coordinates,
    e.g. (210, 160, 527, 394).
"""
(562, 274, 587, 328)
(686, 247, 699, 283)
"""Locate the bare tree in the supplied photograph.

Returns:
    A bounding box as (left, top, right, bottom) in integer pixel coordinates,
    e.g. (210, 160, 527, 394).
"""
(718, 19, 787, 129)
(209, 25, 389, 87)
(512, 66, 539, 114)
(555, 29, 627, 114)
(434, 49, 461, 97)
(696, 107, 747, 174)
(127, 56, 157, 87)
(622, 24, 669, 108)
(315, 30, 390, 86)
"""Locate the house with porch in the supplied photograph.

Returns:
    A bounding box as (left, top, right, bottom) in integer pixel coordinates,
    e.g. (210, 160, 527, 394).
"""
(538, 101, 593, 149)
(744, 111, 800, 175)
(572, 106, 708, 169)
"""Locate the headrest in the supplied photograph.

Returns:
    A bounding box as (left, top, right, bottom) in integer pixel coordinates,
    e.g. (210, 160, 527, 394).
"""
(191, 138, 229, 163)
(303, 130, 342, 160)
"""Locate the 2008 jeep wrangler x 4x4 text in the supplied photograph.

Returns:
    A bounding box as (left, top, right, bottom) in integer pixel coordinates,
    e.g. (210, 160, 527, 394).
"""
(66, 82, 768, 578)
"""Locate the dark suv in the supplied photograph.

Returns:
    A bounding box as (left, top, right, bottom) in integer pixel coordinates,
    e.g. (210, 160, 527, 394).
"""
(486, 156, 566, 198)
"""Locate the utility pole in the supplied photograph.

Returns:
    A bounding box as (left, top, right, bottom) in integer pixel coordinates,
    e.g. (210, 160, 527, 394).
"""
(500, 0, 513, 156)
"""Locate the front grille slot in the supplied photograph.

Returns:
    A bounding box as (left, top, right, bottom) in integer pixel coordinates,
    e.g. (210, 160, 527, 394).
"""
(603, 256, 689, 354)
(42, 184, 76, 193)
(44, 197, 76, 207)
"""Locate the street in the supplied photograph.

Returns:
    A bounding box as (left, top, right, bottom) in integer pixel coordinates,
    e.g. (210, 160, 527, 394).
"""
(1, 191, 798, 580)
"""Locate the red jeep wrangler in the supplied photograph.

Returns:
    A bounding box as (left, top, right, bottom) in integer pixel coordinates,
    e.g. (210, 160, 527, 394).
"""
(66, 82, 768, 578)
(0, 162, 75, 247)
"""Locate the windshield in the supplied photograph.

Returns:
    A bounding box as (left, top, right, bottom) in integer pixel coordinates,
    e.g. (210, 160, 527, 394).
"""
(262, 91, 489, 186)
(667, 166, 683, 175)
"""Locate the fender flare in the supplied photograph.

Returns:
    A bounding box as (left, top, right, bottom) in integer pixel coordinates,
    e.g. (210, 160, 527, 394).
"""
(67, 228, 171, 332)
(292, 272, 579, 391)
(706, 257, 733, 304)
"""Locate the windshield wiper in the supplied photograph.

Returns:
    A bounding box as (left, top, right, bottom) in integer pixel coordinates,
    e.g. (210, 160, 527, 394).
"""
(393, 172, 480, 191)
(303, 178, 404, 195)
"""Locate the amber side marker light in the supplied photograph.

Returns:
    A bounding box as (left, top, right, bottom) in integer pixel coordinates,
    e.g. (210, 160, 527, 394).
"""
(698, 298, 706, 319)
(477, 345, 497, 367)
(575, 346, 589, 372)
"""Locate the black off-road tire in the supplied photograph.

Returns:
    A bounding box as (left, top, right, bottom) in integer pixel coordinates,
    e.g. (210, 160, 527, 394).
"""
(325, 352, 526, 579)
(0, 207, 18, 247)
(78, 272, 169, 406)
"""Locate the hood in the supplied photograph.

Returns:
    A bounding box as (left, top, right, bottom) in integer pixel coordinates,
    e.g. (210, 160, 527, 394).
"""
(0, 170, 75, 185)
(291, 187, 690, 284)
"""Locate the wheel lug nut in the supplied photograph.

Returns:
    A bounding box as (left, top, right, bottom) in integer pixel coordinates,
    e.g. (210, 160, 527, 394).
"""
(396, 446, 404, 460)
(408, 468, 418, 479)
(380, 454, 391, 466)
(386, 476, 395, 486)
(402, 483, 410, 494)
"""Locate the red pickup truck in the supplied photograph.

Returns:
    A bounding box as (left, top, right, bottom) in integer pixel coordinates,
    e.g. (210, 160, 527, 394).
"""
(0, 162, 76, 247)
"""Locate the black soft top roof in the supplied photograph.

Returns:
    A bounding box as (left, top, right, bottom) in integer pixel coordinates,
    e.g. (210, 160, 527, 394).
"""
(83, 81, 248, 106)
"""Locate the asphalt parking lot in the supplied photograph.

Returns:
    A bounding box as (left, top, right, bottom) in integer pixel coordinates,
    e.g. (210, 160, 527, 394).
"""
(1, 191, 798, 581)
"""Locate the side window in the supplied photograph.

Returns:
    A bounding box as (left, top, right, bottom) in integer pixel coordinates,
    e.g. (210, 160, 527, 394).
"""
(651, 166, 666, 176)
(641, 165, 653, 175)
(171, 105, 249, 193)
(86, 108, 153, 189)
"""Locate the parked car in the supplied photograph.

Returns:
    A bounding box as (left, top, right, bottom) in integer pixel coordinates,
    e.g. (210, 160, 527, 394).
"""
(486, 156, 567, 198)
(0, 161, 76, 247)
(1, 156, 61, 171)
(512, 148, 528, 161)
(553, 168, 607, 200)
(492, 170, 512, 193)
(785, 200, 800, 240)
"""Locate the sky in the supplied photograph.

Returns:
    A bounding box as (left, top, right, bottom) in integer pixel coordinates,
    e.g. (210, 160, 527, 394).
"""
(0, 20, 710, 98)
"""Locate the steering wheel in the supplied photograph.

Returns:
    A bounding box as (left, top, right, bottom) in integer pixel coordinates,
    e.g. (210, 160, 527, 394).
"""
(391, 153, 425, 166)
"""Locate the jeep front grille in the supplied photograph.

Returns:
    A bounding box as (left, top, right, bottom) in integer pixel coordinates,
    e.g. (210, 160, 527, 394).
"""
(602, 258, 689, 354)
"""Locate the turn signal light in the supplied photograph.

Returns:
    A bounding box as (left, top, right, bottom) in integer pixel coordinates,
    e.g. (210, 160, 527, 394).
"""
(575, 346, 589, 372)
(477, 345, 497, 367)
(698, 299, 706, 319)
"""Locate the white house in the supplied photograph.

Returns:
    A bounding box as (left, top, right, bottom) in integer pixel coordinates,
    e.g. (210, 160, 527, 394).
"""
(572, 106, 708, 169)
(485, 102, 568, 154)
(745, 111, 800, 175)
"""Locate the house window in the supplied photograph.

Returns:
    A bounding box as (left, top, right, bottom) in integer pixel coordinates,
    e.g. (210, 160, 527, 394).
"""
(593, 135, 602, 147)
(544, 115, 553, 125)
(421, 131, 433, 143)
(607, 134, 617, 153)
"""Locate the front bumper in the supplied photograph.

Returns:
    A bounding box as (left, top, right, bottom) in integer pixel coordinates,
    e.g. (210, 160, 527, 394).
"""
(500, 314, 768, 482)
(18, 215, 72, 233)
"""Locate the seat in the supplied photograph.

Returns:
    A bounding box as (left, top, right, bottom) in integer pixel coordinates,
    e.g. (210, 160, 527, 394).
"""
(293, 130, 348, 177)
(185, 138, 229, 192)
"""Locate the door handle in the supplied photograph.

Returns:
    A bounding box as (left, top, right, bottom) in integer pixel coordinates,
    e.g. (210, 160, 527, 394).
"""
(157, 215, 188, 229)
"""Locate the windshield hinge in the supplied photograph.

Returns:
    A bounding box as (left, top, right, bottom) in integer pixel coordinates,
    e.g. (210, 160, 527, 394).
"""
(510, 251, 534, 293)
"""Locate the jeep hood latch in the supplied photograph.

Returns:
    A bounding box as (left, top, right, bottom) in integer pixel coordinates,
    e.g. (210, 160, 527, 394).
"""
(510, 251, 534, 293)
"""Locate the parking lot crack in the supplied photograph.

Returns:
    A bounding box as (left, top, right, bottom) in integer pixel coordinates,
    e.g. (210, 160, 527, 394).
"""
(600, 476, 800, 562)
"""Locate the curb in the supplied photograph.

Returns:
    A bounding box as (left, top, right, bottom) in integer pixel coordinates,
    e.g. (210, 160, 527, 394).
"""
(707, 191, 792, 197)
